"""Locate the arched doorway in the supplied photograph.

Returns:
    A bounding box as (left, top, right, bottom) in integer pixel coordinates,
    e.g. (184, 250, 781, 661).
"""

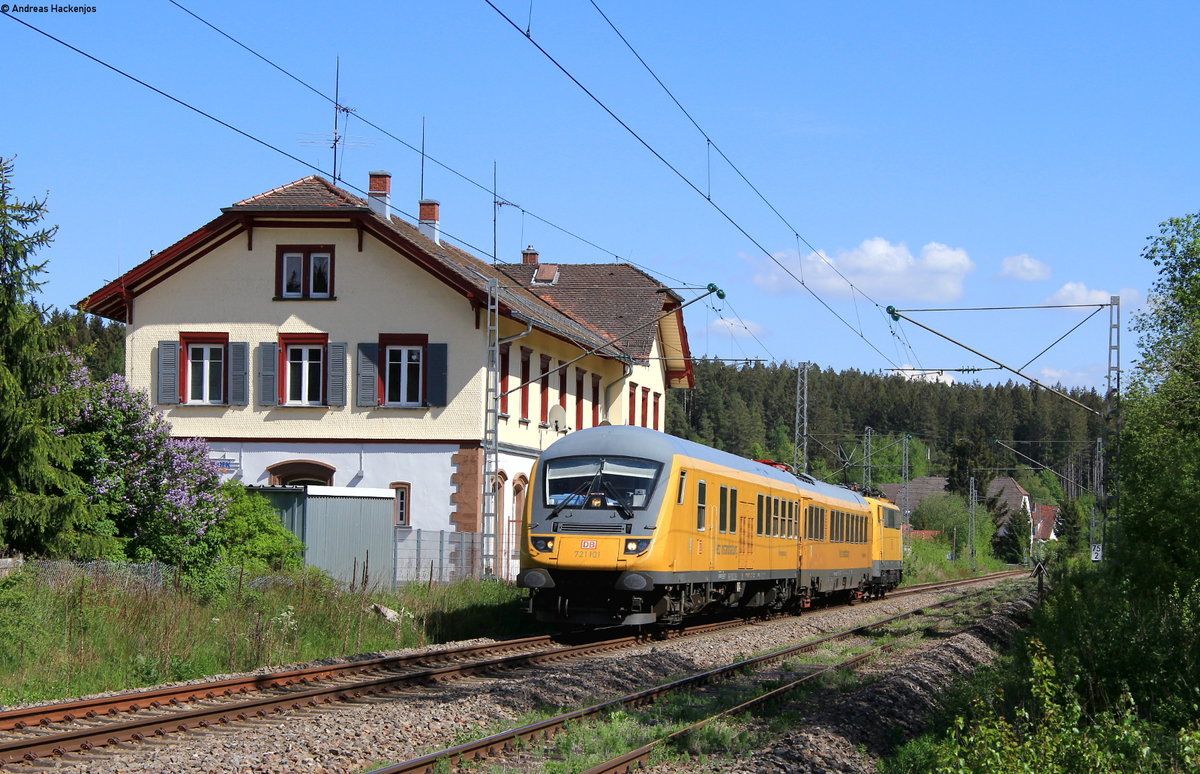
(494, 471, 508, 579)
(267, 459, 335, 486)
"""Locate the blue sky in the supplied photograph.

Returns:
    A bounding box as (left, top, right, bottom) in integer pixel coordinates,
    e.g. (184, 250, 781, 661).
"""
(5, 1, 1194, 393)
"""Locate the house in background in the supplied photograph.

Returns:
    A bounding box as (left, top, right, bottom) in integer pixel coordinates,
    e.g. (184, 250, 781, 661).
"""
(1031, 503, 1059, 556)
(79, 172, 694, 579)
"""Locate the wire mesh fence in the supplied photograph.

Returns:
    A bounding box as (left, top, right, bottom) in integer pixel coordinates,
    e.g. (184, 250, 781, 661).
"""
(394, 528, 485, 585)
(20, 559, 173, 590)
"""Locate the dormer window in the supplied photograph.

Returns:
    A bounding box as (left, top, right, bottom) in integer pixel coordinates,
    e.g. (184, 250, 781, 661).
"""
(276, 245, 334, 299)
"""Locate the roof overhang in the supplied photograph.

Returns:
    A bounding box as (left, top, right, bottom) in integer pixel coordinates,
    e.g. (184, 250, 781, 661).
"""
(659, 303, 695, 389)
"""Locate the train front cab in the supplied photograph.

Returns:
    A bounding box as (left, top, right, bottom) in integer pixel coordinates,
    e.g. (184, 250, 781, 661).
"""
(517, 447, 672, 627)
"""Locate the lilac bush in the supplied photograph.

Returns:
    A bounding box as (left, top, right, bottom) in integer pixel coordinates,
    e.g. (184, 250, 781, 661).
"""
(71, 375, 229, 591)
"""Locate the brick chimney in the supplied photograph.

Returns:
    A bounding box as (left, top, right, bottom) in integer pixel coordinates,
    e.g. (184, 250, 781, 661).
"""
(367, 171, 391, 219)
(522, 245, 539, 265)
(418, 199, 441, 245)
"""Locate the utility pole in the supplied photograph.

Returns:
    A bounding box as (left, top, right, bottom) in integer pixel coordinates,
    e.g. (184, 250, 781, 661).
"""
(902, 434, 911, 524)
(793, 362, 809, 474)
(863, 426, 873, 490)
(969, 475, 978, 572)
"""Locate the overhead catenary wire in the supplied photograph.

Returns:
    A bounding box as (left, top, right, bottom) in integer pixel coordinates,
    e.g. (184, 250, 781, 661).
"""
(2, 12, 587, 288)
(885, 308, 1101, 415)
(483, 0, 902, 369)
(167, 0, 668, 274)
(586, 0, 884, 310)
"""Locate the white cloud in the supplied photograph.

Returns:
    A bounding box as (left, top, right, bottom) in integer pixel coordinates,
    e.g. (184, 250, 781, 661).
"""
(1044, 282, 1143, 309)
(708, 317, 766, 339)
(998, 254, 1051, 281)
(1036, 366, 1102, 389)
(750, 238, 974, 302)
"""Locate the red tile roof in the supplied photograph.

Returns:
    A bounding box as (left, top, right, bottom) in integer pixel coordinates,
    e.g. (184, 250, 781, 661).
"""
(1032, 504, 1059, 541)
(79, 176, 692, 383)
(228, 175, 368, 210)
(498, 262, 678, 361)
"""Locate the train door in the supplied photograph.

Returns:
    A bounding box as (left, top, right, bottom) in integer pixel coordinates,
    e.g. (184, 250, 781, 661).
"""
(737, 488, 754, 570)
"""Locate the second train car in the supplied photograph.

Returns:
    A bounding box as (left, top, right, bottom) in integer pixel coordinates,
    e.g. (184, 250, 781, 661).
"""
(517, 425, 903, 626)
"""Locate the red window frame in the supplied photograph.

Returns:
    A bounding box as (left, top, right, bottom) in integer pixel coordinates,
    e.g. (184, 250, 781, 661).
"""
(499, 344, 510, 415)
(653, 391, 661, 431)
(377, 333, 429, 406)
(641, 386, 650, 428)
(179, 331, 229, 404)
(628, 382, 638, 425)
(279, 332, 329, 405)
(520, 347, 532, 421)
(275, 245, 335, 300)
(539, 354, 551, 425)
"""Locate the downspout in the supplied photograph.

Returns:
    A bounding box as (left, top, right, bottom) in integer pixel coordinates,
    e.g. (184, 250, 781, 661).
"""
(602, 361, 634, 424)
(500, 320, 533, 346)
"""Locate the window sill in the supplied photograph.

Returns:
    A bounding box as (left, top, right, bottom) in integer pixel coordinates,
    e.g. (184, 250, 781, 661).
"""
(177, 403, 231, 408)
(371, 404, 431, 411)
(271, 404, 332, 410)
(272, 296, 339, 302)
(538, 422, 551, 429)
(518, 418, 531, 425)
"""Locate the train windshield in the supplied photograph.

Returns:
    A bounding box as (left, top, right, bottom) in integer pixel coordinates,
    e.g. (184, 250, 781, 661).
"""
(543, 456, 662, 510)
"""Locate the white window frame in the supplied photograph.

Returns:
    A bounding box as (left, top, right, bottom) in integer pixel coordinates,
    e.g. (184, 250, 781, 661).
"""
(309, 252, 331, 299)
(286, 345, 324, 405)
(384, 345, 424, 406)
(186, 343, 225, 405)
(281, 253, 305, 298)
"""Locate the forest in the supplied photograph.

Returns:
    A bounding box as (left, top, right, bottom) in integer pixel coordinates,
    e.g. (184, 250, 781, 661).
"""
(666, 358, 1107, 497)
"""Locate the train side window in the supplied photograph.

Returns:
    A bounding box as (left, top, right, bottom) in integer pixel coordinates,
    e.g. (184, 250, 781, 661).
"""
(719, 485, 728, 533)
(697, 480, 707, 531)
(730, 488, 738, 534)
(756, 494, 764, 535)
(789, 500, 796, 538)
(773, 497, 780, 537)
(677, 470, 687, 505)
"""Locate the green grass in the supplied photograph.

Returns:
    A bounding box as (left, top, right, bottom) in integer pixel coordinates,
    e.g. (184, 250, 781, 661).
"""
(902, 536, 1009, 584)
(0, 566, 541, 706)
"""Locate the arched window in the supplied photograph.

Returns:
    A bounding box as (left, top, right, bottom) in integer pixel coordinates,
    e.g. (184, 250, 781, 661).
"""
(390, 482, 411, 527)
(267, 459, 335, 486)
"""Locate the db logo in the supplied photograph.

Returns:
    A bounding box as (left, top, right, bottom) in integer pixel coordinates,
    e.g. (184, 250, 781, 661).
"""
(580, 540, 598, 550)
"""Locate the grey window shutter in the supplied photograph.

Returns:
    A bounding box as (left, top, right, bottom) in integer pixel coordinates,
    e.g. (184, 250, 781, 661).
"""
(426, 342, 449, 407)
(258, 343, 279, 406)
(327, 342, 347, 406)
(157, 341, 179, 405)
(357, 343, 379, 407)
(228, 342, 249, 405)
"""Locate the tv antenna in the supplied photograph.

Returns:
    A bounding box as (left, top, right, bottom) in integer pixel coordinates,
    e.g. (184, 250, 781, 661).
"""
(298, 57, 373, 183)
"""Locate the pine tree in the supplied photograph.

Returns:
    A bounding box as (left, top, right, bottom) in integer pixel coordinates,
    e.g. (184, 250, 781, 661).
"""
(0, 157, 92, 556)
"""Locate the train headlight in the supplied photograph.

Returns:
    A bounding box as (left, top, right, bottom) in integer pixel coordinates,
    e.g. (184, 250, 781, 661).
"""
(531, 537, 555, 552)
(623, 539, 651, 555)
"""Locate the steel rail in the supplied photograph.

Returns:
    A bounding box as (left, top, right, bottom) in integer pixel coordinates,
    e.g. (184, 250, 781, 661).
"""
(371, 572, 1028, 773)
(0, 570, 1024, 767)
(584, 595, 1009, 773)
(0, 620, 747, 766)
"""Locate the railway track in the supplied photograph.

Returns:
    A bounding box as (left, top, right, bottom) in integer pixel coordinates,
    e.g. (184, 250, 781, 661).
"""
(374, 572, 1030, 773)
(0, 569, 1025, 769)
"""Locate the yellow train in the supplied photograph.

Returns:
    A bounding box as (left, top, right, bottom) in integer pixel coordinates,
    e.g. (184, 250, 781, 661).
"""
(517, 425, 903, 626)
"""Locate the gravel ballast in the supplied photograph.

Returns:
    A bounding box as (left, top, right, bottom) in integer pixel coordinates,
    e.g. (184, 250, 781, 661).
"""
(14, 580, 1034, 773)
